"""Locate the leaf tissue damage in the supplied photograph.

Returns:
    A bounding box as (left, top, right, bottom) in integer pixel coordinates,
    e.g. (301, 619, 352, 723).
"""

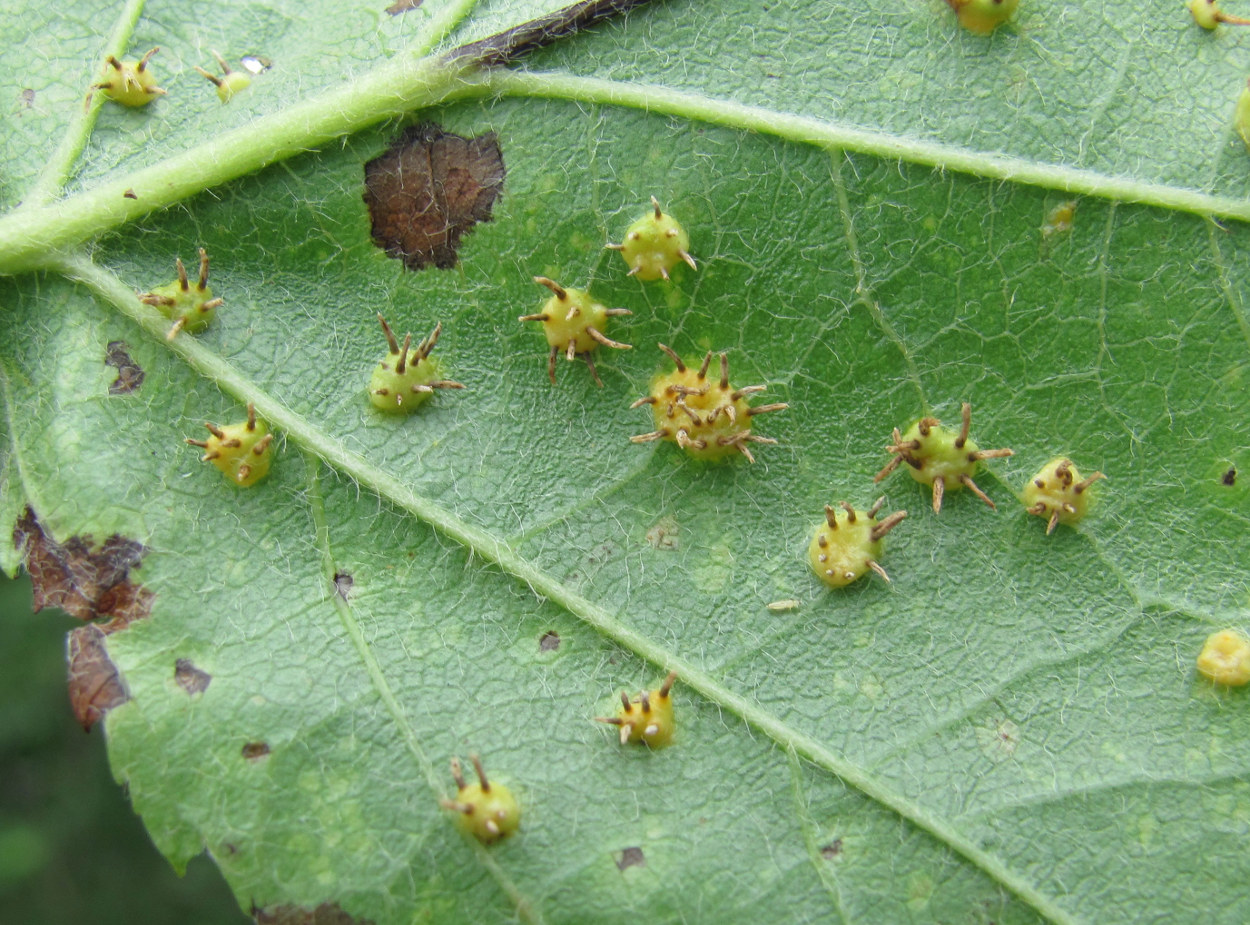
(363, 123, 504, 270)
(14, 506, 152, 729)
(67, 625, 128, 731)
(104, 340, 144, 394)
(13, 506, 152, 630)
(252, 901, 374, 925)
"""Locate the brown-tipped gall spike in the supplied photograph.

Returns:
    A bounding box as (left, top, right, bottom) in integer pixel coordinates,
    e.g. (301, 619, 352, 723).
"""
(395, 333, 412, 375)
(534, 276, 567, 300)
(959, 473, 996, 510)
(657, 343, 685, 372)
(870, 510, 907, 542)
(659, 671, 677, 698)
(747, 403, 788, 416)
(196, 248, 210, 291)
(470, 754, 490, 792)
(824, 504, 838, 529)
(696, 351, 712, 380)
(378, 313, 401, 354)
(954, 402, 972, 449)
(867, 560, 891, 582)
(630, 430, 669, 443)
(450, 756, 467, 791)
(651, 195, 663, 220)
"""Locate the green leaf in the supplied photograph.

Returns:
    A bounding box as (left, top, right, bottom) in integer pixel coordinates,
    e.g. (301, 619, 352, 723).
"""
(2, 0, 1248, 922)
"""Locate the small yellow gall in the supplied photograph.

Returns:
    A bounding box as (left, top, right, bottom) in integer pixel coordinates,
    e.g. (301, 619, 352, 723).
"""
(606, 196, 696, 281)
(139, 248, 223, 340)
(185, 403, 273, 487)
(596, 671, 678, 748)
(945, 0, 1019, 33)
(875, 403, 1013, 514)
(440, 755, 520, 843)
(1196, 629, 1250, 686)
(630, 345, 786, 462)
(519, 277, 631, 385)
(367, 315, 463, 413)
(807, 498, 907, 588)
(194, 50, 253, 103)
(93, 48, 166, 107)
(1023, 457, 1105, 534)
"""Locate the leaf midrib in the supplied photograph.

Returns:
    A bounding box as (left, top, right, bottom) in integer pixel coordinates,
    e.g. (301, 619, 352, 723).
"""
(55, 251, 1078, 925)
(8, 56, 1250, 275)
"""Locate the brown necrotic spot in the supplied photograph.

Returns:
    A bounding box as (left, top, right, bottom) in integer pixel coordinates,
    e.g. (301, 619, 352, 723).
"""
(174, 658, 212, 695)
(615, 846, 645, 871)
(67, 625, 129, 731)
(384, 0, 423, 13)
(363, 123, 504, 270)
(539, 631, 560, 652)
(242, 742, 271, 761)
(104, 340, 144, 394)
(14, 506, 152, 632)
(820, 838, 843, 860)
(252, 901, 374, 925)
(1223, 467, 1236, 486)
(333, 571, 353, 600)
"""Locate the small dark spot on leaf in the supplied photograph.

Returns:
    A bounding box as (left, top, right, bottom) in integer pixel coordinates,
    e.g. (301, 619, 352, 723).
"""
(615, 846, 645, 871)
(385, 0, 423, 13)
(820, 838, 843, 860)
(174, 658, 212, 695)
(363, 123, 505, 270)
(67, 625, 128, 731)
(14, 506, 153, 632)
(539, 631, 560, 652)
(1222, 467, 1236, 486)
(333, 571, 353, 600)
(20, 88, 35, 108)
(104, 340, 144, 394)
(122, 188, 137, 200)
(242, 742, 271, 761)
(252, 901, 375, 925)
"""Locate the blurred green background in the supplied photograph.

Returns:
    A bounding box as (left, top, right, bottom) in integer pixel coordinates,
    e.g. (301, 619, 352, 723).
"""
(0, 575, 249, 924)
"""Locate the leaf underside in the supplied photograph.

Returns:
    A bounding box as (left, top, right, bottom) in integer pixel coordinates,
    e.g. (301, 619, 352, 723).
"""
(1, 1, 1247, 923)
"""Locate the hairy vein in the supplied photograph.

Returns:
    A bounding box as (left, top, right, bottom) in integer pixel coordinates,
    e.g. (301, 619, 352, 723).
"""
(464, 70, 1250, 224)
(57, 251, 1077, 925)
(20, 0, 147, 208)
(304, 454, 543, 925)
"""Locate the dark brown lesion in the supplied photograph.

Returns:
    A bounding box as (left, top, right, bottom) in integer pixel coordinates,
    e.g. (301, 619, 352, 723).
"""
(363, 124, 505, 271)
(251, 900, 375, 925)
(104, 340, 145, 394)
(174, 658, 212, 695)
(13, 506, 153, 633)
(448, 0, 663, 67)
(67, 624, 129, 730)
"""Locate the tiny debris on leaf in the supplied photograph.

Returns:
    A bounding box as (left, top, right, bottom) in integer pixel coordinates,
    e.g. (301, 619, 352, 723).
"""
(242, 742, 271, 761)
(616, 846, 646, 870)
